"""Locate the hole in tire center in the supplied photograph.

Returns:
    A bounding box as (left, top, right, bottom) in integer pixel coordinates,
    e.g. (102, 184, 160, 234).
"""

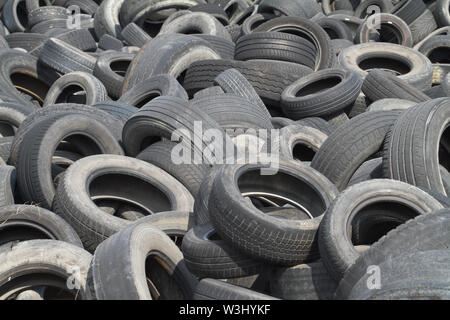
(225, 3, 238, 18)
(135, 92, 161, 109)
(11, 72, 50, 106)
(17, 0, 28, 28)
(145, 255, 185, 300)
(323, 27, 340, 40)
(0, 223, 54, 246)
(439, 125, 450, 186)
(89, 173, 172, 215)
(428, 47, 450, 64)
(55, 85, 87, 104)
(350, 201, 420, 246)
(0, 122, 16, 137)
(110, 60, 131, 76)
(292, 142, 317, 162)
(358, 56, 411, 75)
(296, 76, 341, 97)
(176, 26, 203, 35)
(238, 169, 327, 218)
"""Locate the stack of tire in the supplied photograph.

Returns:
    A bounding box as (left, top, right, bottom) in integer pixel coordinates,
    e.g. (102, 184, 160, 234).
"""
(0, 0, 448, 300)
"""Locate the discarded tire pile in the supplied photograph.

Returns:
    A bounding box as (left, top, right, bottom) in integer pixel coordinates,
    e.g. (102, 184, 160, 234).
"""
(0, 0, 449, 301)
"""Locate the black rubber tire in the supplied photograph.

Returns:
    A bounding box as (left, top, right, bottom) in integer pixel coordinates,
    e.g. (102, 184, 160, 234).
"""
(354, 13, 413, 47)
(2, 0, 29, 33)
(65, 0, 98, 16)
(194, 278, 278, 300)
(224, 23, 242, 42)
(367, 98, 416, 112)
(9, 103, 123, 167)
(194, 34, 235, 60)
(258, 0, 308, 18)
(436, 0, 450, 27)
(27, 6, 68, 27)
(192, 94, 273, 132)
(418, 35, 450, 65)
(183, 59, 312, 107)
(0, 204, 82, 247)
(192, 86, 224, 100)
(347, 157, 383, 186)
(278, 124, 328, 162)
(214, 68, 271, 119)
(362, 69, 431, 103)
(0, 165, 15, 206)
(121, 33, 220, 93)
(5, 32, 47, 52)
(0, 136, 13, 163)
(338, 42, 433, 90)
(354, 0, 393, 18)
(317, 17, 353, 41)
(295, 117, 333, 136)
(53, 155, 194, 251)
(383, 98, 450, 196)
(311, 110, 401, 191)
(318, 179, 443, 282)
(269, 261, 337, 300)
(93, 52, 133, 99)
(190, 3, 229, 26)
(336, 209, 450, 299)
(119, 74, 188, 109)
(409, 9, 438, 45)
(122, 96, 231, 159)
(93, 101, 139, 122)
(390, 0, 426, 25)
(93, 0, 125, 39)
(208, 160, 339, 266)
(137, 140, 209, 196)
(181, 223, 264, 279)
(0, 101, 34, 137)
(90, 222, 198, 300)
(43, 71, 109, 107)
(235, 31, 317, 70)
(253, 17, 334, 71)
(39, 38, 97, 74)
(281, 68, 362, 119)
(270, 117, 294, 129)
(121, 22, 152, 47)
(0, 240, 93, 300)
(98, 34, 124, 51)
(17, 113, 124, 209)
(347, 250, 450, 300)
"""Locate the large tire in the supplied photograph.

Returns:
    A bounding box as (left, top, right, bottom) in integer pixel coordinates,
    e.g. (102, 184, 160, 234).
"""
(194, 278, 278, 300)
(90, 222, 198, 300)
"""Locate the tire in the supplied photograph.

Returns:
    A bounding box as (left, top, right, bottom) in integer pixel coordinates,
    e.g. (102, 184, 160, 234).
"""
(338, 42, 433, 90)
(192, 94, 273, 132)
(317, 17, 353, 41)
(354, 0, 393, 18)
(318, 179, 443, 282)
(0, 204, 82, 247)
(295, 117, 333, 136)
(39, 38, 97, 74)
(5, 32, 47, 52)
(258, 0, 308, 18)
(93, 52, 133, 99)
(194, 34, 235, 60)
(27, 6, 68, 27)
(194, 278, 278, 300)
(281, 68, 362, 119)
(354, 13, 413, 47)
(347, 250, 450, 300)
(2, 0, 29, 33)
(190, 4, 229, 26)
(90, 222, 198, 300)
(390, 0, 426, 25)
(383, 98, 450, 196)
(121, 34, 220, 93)
(43, 71, 109, 107)
(137, 140, 209, 196)
(0, 137, 13, 162)
(208, 160, 339, 266)
(336, 209, 450, 299)
(98, 34, 124, 51)
(347, 157, 383, 186)
(269, 261, 337, 300)
(436, 0, 450, 27)
(93, 101, 138, 122)
(409, 9, 437, 45)
(122, 96, 230, 159)
(310, 110, 401, 191)
(182, 223, 264, 279)
(93, 0, 125, 39)
(224, 23, 242, 42)
(0, 240, 93, 300)
(53, 155, 194, 251)
(17, 113, 124, 209)
(121, 22, 152, 47)
(183, 59, 312, 107)
(362, 69, 431, 103)
(270, 117, 294, 129)
(367, 98, 416, 112)
(65, 0, 98, 16)
(0, 102, 34, 137)
(9, 103, 124, 167)
(192, 86, 224, 100)
(0, 50, 52, 107)
(214, 68, 271, 119)
(119, 74, 188, 108)
(417, 35, 450, 66)
(253, 17, 334, 71)
(235, 31, 317, 70)
(159, 12, 231, 40)
(277, 124, 328, 162)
